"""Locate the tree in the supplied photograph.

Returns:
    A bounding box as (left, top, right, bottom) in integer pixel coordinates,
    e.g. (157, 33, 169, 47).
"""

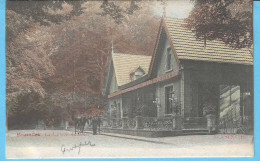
(185, 0, 252, 48)
(7, 91, 51, 129)
(6, 9, 60, 130)
(6, 0, 161, 129)
(44, 2, 159, 119)
(6, 10, 55, 101)
(6, 0, 141, 26)
(45, 1, 159, 95)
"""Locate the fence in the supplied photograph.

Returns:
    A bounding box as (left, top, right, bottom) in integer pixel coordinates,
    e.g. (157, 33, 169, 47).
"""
(218, 107, 253, 134)
(101, 115, 182, 131)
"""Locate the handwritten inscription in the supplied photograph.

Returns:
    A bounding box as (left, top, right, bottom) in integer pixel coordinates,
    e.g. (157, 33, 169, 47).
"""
(61, 141, 95, 154)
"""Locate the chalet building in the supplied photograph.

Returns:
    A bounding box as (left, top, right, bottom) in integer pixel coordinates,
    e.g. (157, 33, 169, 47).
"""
(102, 18, 253, 137)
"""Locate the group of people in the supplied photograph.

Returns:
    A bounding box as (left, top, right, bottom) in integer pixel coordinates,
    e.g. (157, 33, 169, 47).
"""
(74, 115, 102, 135)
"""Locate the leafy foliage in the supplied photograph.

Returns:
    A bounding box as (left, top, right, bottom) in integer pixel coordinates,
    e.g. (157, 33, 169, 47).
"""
(7, 91, 49, 129)
(6, 1, 160, 129)
(6, 10, 55, 101)
(7, 1, 85, 26)
(185, 0, 252, 48)
(7, 0, 141, 25)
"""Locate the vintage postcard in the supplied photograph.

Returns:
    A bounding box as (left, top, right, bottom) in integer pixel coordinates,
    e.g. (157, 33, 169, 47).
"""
(5, 0, 254, 159)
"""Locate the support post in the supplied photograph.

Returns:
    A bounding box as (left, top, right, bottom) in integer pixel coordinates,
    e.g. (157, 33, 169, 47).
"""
(121, 117, 128, 129)
(112, 118, 117, 128)
(207, 114, 216, 134)
(135, 116, 144, 129)
(172, 115, 182, 130)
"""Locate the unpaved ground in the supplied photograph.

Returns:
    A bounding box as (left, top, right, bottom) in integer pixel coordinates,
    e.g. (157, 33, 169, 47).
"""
(6, 130, 254, 158)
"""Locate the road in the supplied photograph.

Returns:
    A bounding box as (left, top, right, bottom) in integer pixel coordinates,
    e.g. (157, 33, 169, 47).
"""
(6, 130, 254, 158)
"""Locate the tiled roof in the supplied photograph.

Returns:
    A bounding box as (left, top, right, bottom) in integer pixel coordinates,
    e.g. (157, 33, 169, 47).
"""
(163, 18, 253, 65)
(112, 53, 152, 86)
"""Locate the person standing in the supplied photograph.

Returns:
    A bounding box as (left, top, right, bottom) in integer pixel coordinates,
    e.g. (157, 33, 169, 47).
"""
(92, 117, 98, 135)
(97, 117, 102, 134)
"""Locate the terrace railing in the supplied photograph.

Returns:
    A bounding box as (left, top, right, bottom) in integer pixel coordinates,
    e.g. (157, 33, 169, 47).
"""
(104, 115, 182, 131)
(218, 107, 253, 134)
(127, 118, 137, 129)
(111, 118, 122, 128)
(143, 117, 174, 131)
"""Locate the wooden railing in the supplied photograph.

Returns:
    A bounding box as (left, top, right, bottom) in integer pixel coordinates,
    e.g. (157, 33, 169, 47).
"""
(101, 116, 181, 131)
(218, 107, 253, 134)
(111, 118, 122, 128)
(102, 114, 253, 134)
(143, 117, 174, 130)
(127, 118, 136, 129)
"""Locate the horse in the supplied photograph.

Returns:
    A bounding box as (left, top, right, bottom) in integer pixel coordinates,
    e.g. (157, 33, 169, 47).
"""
(74, 116, 90, 134)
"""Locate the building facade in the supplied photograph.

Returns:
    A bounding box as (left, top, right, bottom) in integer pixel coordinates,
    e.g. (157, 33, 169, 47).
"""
(102, 18, 253, 137)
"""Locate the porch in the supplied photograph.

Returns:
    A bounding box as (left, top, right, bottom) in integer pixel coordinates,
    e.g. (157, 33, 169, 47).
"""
(103, 61, 253, 137)
(182, 60, 254, 135)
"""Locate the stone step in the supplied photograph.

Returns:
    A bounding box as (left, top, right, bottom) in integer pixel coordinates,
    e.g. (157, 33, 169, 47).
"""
(182, 129, 209, 135)
(182, 132, 209, 135)
(183, 129, 208, 131)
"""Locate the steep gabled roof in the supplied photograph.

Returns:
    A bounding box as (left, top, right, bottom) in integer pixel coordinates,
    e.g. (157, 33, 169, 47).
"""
(112, 53, 151, 86)
(163, 18, 253, 65)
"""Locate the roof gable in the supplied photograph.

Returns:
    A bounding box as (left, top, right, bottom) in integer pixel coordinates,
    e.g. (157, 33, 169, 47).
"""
(112, 53, 151, 86)
(148, 18, 253, 78)
(103, 55, 118, 95)
(163, 18, 253, 65)
(148, 19, 180, 78)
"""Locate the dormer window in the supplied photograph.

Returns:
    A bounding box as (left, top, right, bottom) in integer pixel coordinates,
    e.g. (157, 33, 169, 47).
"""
(130, 66, 145, 81)
(135, 72, 143, 79)
(166, 47, 172, 71)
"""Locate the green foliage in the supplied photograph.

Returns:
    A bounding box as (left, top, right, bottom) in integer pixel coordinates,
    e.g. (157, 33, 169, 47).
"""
(6, 0, 85, 26)
(7, 91, 49, 128)
(6, 1, 160, 129)
(7, 0, 141, 26)
(186, 0, 252, 48)
(99, 0, 140, 24)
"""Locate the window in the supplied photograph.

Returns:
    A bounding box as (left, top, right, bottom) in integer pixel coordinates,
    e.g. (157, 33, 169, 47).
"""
(165, 86, 174, 114)
(111, 104, 116, 118)
(166, 47, 172, 71)
(130, 67, 145, 81)
(135, 72, 142, 79)
(117, 103, 121, 118)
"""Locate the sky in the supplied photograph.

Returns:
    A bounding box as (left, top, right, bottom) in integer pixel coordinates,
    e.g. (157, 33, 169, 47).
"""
(152, 0, 194, 19)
